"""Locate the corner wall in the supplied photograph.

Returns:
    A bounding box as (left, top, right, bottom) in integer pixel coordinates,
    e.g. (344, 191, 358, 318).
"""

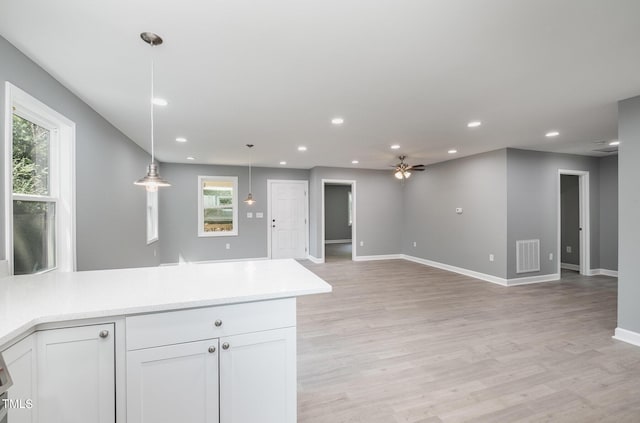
(506, 149, 602, 279)
(599, 155, 618, 271)
(401, 149, 508, 279)
(0, 35, 158, 271)
(617, 96, 640, 334)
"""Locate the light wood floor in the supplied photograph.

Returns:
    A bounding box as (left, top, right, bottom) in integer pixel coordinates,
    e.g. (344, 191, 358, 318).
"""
(296, 260, 640, 423)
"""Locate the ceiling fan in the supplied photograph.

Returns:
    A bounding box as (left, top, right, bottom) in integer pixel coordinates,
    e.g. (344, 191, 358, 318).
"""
(392, 155, 425, 180)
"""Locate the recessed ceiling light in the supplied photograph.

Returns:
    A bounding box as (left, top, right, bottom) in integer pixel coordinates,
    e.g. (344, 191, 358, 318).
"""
(280, 161, 287, 165)
(609, 140, 620, 146)
(176, 137, 187, 143)
(331, 117, 344, 125)
(298, 146, 307, 152)
(467, 121, 482, 128)
(152, 98, 168, 106)
(186, 156, 195, 161)
(545, 131, 560, 137)
(390, 144, 401, 150)
(448, 149, 458, 154)
(352, 160, 359, 164)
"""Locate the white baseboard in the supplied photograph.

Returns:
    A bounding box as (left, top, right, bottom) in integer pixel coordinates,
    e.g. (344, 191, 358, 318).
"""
(506, 273, 560, 286)
(401, 255, 560, 287)
(613, 327, 640, 348)
(307, 255, 324, 264)
(561, 262, 580, 271)
(0, 260, 8, 278)
(325, 239, 352, 244)
(401, 255, 508, 286)
(353, 254, 403, 262)
(588, 268, 619, 277)
(160, 257, 269, 266)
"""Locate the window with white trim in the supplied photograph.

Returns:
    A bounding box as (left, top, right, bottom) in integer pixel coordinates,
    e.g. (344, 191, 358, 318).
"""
(5, 83, 75, 275)
(197, 176, 238, 237)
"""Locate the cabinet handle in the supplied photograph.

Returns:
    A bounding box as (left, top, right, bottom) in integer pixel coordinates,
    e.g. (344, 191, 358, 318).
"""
(222, 342, 230, 350)
(208, 346, 216, 353)
(99, 330, 109, 339)
(214, 320, 223, 327)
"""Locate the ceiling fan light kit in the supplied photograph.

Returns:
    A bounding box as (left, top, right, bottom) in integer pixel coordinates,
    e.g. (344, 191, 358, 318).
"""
(392, 155, 424, 180)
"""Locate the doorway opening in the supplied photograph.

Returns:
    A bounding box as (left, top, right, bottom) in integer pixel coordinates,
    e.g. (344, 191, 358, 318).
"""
(557, 170, 590, 276)
(322, 180, 356, 262)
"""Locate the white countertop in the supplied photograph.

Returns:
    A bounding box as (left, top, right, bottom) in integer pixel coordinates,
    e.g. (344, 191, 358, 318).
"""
(0, 259, 332, 348)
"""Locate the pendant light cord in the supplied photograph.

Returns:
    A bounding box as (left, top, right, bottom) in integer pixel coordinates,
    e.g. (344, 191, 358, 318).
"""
(150, 54, 155, 164)
(248, 147, 252, 193)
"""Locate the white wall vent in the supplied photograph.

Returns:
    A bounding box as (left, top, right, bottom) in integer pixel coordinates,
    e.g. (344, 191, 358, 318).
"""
(516, 239, 540, 274)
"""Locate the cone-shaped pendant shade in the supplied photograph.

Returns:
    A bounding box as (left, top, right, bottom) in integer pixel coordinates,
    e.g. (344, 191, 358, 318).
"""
(244, 192, 255, 205)
(135, 163, 171, 192)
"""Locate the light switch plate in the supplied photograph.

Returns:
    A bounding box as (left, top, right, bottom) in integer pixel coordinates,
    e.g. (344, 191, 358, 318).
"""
(247, 212, 253, 218)
(256, 212, 264, 218)
(455, 207, 463, 214)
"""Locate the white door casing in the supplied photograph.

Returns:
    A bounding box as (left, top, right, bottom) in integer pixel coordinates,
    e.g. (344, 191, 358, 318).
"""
(321, 179, 357, 262)
(268, 180, 308, 259)
(557, 169, 590, 276)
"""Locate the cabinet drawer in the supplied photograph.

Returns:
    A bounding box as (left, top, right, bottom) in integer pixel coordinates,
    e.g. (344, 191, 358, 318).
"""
(126, 298, 295, 350)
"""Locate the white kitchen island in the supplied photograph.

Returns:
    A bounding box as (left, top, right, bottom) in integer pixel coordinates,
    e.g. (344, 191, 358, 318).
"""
(0, 259, 331, 423)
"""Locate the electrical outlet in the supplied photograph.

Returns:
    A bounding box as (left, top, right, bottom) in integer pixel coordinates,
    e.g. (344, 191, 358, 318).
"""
(566, 246, 572, 253)
(455, 207, 463, 214)
(549, 253, 553, 261)
(226, 243, 230, 250)
(360, 241, 364, 247)
(489, 254, 494, 262)
(413, 241, 417, 247)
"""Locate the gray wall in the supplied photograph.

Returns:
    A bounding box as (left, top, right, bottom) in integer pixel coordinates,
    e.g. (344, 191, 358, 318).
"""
(506, 149, 601, 279)
(401, 149, 508, 279)
(309, 167, 402, 259)
(560, 175, 580, 265)
(324, 185, 352, 241)
(618, 96, 640, 333)
(599, 155, 618, 271)
(0, 35, 158, 271)
(158, 163, 309, 264)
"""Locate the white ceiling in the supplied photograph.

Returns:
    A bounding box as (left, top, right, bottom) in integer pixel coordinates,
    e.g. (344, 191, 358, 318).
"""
(1, 0, 639, 169)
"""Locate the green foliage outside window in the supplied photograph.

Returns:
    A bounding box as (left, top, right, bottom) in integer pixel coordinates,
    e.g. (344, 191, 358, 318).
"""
(12, 113, 50, 195)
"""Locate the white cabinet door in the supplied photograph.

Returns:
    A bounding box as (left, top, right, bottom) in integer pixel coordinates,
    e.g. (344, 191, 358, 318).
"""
(37, 324, 115, 423)
(127, 339, 219, 423)
(2, 335, 37, 423)
(220, 327, 296, 423)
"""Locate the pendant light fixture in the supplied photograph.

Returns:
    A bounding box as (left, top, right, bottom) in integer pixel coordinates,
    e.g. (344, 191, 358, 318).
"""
(134, 32, 171, 192)
(244, 144, 256, 205)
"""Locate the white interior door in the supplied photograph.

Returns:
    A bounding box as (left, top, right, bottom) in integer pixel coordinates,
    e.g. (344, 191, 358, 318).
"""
(269, 181, 308, 259)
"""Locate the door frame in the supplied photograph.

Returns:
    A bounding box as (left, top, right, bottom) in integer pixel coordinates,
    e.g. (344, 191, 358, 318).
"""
(321, 179, 356, 262)
(267, 179, 309, 259)
(557, 169, 590, 276)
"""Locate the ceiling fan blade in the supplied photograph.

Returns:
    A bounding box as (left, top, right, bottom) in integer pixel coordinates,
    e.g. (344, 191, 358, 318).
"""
(412, 168, 426, 171)
(411, 164, 425, 168)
